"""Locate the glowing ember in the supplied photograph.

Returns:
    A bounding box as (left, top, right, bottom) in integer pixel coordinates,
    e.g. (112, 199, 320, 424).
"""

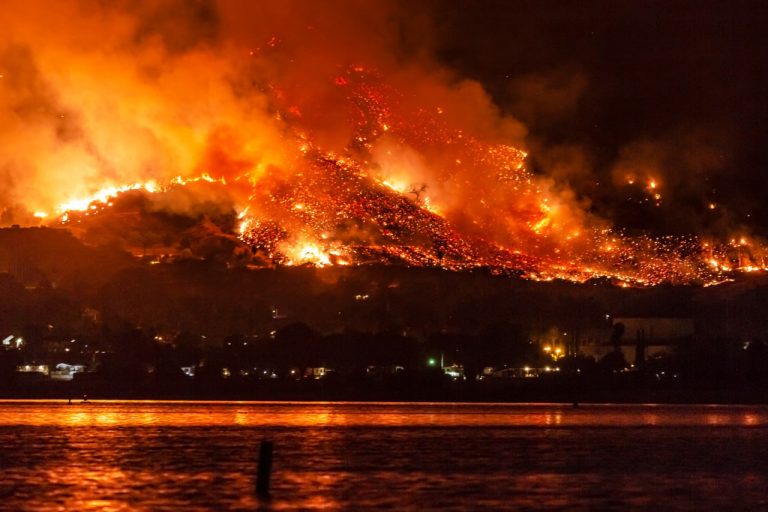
(285, 242, 333, 267)
(38, 66, 768, 287)
(1, 7, 763, 288)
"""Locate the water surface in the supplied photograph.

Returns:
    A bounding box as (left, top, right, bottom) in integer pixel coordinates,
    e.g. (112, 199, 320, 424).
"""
(0, 401, 766, 510)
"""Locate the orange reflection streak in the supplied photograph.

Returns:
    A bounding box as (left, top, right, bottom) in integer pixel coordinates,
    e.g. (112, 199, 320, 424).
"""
(1, 401, 768, 428)
(279, 472, 344, 510)
(705, 414, 723, 426)
(41, 421, 138, 512)
(544, 411, 563, 426)
(742, 413, 759, 426)
(642, 412, 660, 426)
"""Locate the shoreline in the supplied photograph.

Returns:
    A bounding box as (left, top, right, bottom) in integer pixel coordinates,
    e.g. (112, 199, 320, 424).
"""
(2, 387, 766, 405)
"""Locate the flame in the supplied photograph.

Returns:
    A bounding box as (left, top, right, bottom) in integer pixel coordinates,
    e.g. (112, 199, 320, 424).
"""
(381, 180, 408, 194)
(56, 181, 160, 213)
(531, 217, 551, 234)
(282, 240, 334, 267)
(2, 2, 766, 285)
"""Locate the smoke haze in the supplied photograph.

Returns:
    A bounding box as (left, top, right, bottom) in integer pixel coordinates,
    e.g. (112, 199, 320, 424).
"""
(1, 0, 765, 284)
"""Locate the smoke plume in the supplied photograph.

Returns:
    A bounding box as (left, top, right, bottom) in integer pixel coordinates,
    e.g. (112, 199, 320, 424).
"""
(0, 0, 763, 284)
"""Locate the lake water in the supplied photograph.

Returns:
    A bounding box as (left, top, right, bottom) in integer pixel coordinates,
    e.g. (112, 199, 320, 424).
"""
(0, 401, 766, 511)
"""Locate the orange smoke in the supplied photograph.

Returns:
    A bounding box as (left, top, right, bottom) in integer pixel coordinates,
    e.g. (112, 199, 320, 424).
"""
(0, 0, 764, 285)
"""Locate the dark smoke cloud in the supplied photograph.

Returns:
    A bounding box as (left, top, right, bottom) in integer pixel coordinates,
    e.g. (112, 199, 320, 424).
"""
(435, 0, 768, 236)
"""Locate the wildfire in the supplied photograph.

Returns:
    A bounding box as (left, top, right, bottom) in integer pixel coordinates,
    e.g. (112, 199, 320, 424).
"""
(279, 239, 350, 267)
(34, 174, 232, 222)
(286, 242, 332, 267)
(56, 181, 159, 214)
(7, 36, 764, 287)
(381, 180, 408, 194)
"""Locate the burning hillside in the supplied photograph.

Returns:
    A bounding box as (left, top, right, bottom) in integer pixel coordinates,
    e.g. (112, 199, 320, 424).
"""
(1, 1, 766, 287)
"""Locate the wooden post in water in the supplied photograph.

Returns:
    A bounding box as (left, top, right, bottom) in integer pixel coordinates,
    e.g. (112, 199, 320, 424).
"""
(256, 440, 274, 497)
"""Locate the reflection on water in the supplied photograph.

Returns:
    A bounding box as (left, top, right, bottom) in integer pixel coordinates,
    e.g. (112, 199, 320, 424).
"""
(3, 400, 768, 427)
(0, 401, 767, 511)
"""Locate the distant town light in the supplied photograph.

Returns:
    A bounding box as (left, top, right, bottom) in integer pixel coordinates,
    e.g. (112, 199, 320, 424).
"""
(427, 357, 437, 367)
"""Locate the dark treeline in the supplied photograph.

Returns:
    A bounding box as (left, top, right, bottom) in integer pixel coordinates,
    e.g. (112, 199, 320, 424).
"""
(2, 311, 767, 402)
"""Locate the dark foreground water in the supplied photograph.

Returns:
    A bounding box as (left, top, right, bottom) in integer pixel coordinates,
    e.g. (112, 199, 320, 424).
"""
(0, 401, 766, 511)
